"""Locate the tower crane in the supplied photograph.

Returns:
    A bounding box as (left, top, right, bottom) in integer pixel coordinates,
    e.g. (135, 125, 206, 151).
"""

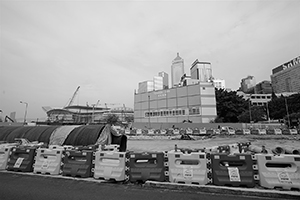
(65, 86, 80, 107)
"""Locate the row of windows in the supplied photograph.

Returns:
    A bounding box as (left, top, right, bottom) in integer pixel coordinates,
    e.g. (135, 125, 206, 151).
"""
(144, 107, 200, 118)
(250, 95, 271, 99)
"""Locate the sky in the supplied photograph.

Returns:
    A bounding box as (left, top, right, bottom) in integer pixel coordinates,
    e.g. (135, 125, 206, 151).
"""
(0, 0, 299, 121)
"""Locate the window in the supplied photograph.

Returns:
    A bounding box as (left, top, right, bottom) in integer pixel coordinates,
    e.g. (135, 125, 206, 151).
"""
(182, 110, 185, 115)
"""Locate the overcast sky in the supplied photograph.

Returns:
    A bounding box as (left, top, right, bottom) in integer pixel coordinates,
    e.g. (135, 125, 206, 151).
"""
(0, 0, 299, 121)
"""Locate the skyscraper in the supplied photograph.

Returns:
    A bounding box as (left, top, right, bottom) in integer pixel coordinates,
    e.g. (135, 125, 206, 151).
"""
(171, 53, 184, 87)
(190, 59, 213, 82)
(153, 76, 163, 91)
(240, 75, 256, 93)
(158, 71, 169, 89)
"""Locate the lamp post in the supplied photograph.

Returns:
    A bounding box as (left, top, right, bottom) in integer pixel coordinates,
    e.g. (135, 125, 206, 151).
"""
(148, 95, 151, 129)
(248, 96, 252, 124)
(266, 101, 270, 123)
(284, 97, 291, 128)
(20, 101, 28, 124)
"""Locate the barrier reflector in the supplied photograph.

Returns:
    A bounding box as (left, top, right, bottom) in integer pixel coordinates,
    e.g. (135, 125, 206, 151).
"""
(128, 152, 166, 182)
(7, 147, 37, 172)
(62, 150, 93, 178)
(258, 129, 266, 135)
(274, 129, 282, 135)
(243, 129, 251, 135)
(211, 154, 258, 188)
(93, 150, 128, 181)
(256, 154, 300, 190)
(167, 150, 211, 185)
(33, 148, 63, 175)
(0, 146, 13, 170)
(290, 129, 298, 135)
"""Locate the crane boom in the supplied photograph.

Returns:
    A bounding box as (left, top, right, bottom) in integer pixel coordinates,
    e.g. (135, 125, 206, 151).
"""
(66, 86, 80, 107)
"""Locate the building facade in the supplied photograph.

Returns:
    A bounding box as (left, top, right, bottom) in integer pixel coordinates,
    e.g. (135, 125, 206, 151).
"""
(190, 60, 212, 82)
(138, 80, 154, 93)
(240, 75, 256, 93)
(171, 53, 185, 87)
(255, 80, 272, 94)
(158, 71, 169, 89)
(213, 79, 226, 89)
(134, 82, 217, 124)
(153, 76, 163, 91)
(271, 56, 300, 93)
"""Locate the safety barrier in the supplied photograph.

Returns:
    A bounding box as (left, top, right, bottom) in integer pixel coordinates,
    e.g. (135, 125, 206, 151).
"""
(0, 146, 13, 170)
(160, 129, 167, 134)
(290, 129, 298, 135)
(193, 128, 200, 134)
(250, 129, 259, 135)
(256, 154, 300, 190)
(7, 146, 37, 172)
(235, 129, 243, 135)
(199, 129, 207, 135)
(128, 152, 167, 183)
(211, 153, 259, 188)
(173, 129, 180, 135)
(62, 150, 93, 178)
(266, 129, 275, 135)
(148, 129, 154, 135)
(228, 129, 235, 135)
(136, 129, 142, 135)
(125, 129, 131, 135)
(274, 129, 282, 135)
(258, 129, 266, 135)
(186, 128, 193, 135)
(33, 148, 63, 175)
(93, 150, 129, 181)
(213, 129, 220, 135)
(243, 129, 251, 135)
(282, 129, 290, 135)
(166, 150, 211, 185)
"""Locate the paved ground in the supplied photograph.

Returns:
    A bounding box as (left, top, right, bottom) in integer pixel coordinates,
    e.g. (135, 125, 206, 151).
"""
(0, 172, 287, 200)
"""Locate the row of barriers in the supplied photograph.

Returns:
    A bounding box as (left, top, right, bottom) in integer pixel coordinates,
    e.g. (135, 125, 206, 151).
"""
(1, 142, 300, 191)
(123, 128, 300, 135)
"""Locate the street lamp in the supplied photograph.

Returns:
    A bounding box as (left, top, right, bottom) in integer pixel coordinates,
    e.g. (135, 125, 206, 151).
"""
(20, 101, 28, 124)
(284, 97, 291, 128)
(248, 95, 252, 124)
(148, 95, 151, 129)
(266, 101, 270, 123)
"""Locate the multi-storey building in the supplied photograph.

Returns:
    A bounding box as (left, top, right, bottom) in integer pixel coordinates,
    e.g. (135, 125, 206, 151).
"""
(213, 79, 226, 89)
(138, 80, 154, 93)
(271, 56, 300, 93)
(255, 80, 272, 94)
(153, 76, 163, 91)
(171, 53, 185, 87)
(190, 60, 213, 82)
(240, 75, 256, 93)
(158, 71, 169, 89)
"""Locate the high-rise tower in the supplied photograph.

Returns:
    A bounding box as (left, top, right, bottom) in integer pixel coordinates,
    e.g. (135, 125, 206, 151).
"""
(190, 59, 213, 82)
(158, 71, 169, 89)
(171, 53, 185, 87)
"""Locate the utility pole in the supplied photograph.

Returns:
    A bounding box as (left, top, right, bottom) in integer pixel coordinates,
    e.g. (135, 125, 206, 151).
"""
(285, 97, 291, 128)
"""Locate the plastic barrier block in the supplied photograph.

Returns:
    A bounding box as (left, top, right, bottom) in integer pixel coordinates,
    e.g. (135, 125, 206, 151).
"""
(274, 129, 282, 135)
(217, 145, 230, 154)
(93, 151, 129, 181)
(290, 129, 298, 135)
(62, 150, 93, 178)
(243, 129, 251, 135)
(167, 150, 211, 185)
(266, 129, 275, 135)
(7, 147, 37, 172)
(173, 129, 180, 135)
(199, 129, 207, 135)
(186, 129, 193, 135)
(148, 129, 154, 135)
(228, 129, 235, 135)
(250, 129, 259, 135)
(0, 146, 13, 170)
(75, 145, 98, 152)
(34, 148, 63, 175)
(160, 129, 167, 134)
(258, 129, 266, 135)
(124, 129, 131, 135)
(235, 130, 243, 135)
(211, 154, 258, 188)
(193, 128, 200, 134)
(206, 130, 214, 135)
(282, 129, 290, 135)
(256, 154, 300, 190)
(136, 129, 142, 135)
(128, 152, 166, 182)
(213, 129, 220, 135)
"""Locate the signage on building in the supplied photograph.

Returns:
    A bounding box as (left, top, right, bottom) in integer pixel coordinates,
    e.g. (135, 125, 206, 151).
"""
(272, 56, 300, 74)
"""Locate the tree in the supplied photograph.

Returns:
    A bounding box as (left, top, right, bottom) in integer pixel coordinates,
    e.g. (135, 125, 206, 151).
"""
(215, 88, 249, 122)
(238, 106, 267, 123)
(103, 114, 120, 125)
(124, 115, 134, 124)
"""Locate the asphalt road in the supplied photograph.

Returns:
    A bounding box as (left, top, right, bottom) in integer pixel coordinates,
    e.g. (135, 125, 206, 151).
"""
(0, 172, 278, 200)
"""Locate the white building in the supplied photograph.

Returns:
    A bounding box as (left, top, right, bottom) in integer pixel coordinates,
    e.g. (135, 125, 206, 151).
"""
(138, 80, 154, 93)
(213, 79, 226, 89)
(153, 76, 163, 91)
(190, 59, 213, 82)
(171, 53, 185, 87)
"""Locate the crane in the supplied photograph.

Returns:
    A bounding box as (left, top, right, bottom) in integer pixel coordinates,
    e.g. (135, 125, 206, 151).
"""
(65, 86, 80, 107)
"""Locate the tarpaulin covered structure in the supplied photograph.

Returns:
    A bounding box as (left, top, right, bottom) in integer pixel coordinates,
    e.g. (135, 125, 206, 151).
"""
(0, 125, 127, 151)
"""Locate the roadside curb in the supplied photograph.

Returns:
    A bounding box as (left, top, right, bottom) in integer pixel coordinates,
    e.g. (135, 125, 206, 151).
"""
(1, 171, 300, 199)
(144, 181, 300, 199)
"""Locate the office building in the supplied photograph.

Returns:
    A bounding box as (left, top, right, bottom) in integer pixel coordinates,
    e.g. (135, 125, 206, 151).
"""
(138, 80, 154, 93)
(213, 79, 226, 89)
(153, 76, 163, 91)
(158, 71, 169, 89)
(255, 80, 272, 94)
(171, 53, 185, 87)
(240, 76, 256, 93)
(271, 56, 300, 93)
(190, 60, 213, 82)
